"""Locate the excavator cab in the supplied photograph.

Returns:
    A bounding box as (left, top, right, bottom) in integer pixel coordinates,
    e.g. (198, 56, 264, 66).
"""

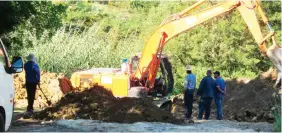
(151, 56, 174, 97)
(129, 53, 174, 98)
(129, 53, 174, 111)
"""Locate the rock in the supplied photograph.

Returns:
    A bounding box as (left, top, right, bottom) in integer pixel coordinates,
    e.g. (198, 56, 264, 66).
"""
(271, 107, 276, 111)
(245, 109, 256, 117)
(255, 128, 262, 132)
(264, 113, 274, 119)
(62, 114, 73, 119)
(264, 112, 275, 123)
(252, 116, 258, 122)
(83, 106, 90, 110)
(90, 103, 99, 110)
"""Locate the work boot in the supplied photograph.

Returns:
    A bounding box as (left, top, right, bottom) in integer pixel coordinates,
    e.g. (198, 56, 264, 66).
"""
(216, 118, 222, 120)
(26, 108, 33, 114)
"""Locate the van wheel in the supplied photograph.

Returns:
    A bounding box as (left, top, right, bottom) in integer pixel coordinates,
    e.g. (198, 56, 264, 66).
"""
(0, 113, 4, 132)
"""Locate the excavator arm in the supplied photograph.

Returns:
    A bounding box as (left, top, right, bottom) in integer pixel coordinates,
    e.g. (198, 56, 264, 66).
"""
(132, 0, 281, 90)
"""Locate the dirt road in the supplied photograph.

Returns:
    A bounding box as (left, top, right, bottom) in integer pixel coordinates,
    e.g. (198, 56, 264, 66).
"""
(8, 112, 273, 132)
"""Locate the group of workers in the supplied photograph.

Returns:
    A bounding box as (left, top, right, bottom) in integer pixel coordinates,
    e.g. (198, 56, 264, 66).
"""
(183, 65, 226, 121)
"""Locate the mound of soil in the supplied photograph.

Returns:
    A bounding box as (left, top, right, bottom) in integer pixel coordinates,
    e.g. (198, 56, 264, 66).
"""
(32, 85, 180, 124)
(170, 68, 281, 123)
(14, 72, 66, 108)
(223, 68, 281, 123)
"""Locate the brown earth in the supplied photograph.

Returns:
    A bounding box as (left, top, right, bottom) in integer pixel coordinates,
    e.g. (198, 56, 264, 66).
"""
(223, 68, 281, 123)
(171, 68, 281, 123)
(15, 68, 280, 124)
(29, 85, 180, 124)
(14, 72, 66, 108)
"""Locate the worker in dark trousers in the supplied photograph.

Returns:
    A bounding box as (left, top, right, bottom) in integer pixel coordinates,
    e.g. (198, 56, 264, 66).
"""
(197, 70, 215, 120)
(213, 71, 226, 120)
(183, 65, 196, 122)
(24, 53, 40, 113)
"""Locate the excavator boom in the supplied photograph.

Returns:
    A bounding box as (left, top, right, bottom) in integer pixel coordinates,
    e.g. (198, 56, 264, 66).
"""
(133, 0, 281, 90)
(70, 1, 281, 100)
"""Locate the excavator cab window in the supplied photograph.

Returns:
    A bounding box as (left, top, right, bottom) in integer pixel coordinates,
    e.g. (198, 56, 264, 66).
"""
(132, 61, 138, 73)
(151, 56, 174, 97)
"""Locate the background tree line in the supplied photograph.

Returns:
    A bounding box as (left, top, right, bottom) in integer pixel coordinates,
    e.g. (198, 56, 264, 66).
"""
(0, 0, 280, 92)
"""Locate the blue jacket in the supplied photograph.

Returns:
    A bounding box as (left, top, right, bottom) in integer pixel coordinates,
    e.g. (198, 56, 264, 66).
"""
(24, 61, 40, 84)
(197, 75, 215, 97)
(214, 77, 226, 98)
(184, 73, 196, 95)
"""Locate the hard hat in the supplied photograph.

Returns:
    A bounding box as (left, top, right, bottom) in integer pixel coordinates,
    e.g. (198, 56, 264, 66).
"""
(186, 65, 192, 70)
(26, 53, 36, 62)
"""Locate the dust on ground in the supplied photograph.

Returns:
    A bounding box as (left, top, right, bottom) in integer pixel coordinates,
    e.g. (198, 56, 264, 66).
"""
(9, 116, 273, 132)
(171, 68, 281, 123)
(9, 112, 81, 132)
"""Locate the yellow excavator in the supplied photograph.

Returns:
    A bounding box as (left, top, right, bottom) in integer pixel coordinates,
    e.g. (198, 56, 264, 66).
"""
(70, 0, 281, 110)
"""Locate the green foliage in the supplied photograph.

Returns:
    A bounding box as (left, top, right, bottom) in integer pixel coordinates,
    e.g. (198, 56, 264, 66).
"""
(64, 2, 108, 27)
(19, 23, 142, 74)
(273, 111, 281, 132)
(0, 1, 35, 34)
(271, 97, 281, 132)
(130, 0, 160, 12)
(164, 1, 281, 92)
(2, 1, 67, 55)
(4, 1, 281, 94)
(28, 2, 67, 36)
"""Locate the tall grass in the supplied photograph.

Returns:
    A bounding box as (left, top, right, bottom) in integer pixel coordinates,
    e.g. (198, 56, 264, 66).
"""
(21, 23, 142, 74)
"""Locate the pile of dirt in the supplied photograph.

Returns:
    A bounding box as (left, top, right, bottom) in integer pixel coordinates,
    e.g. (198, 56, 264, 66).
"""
(170, 68, 281, 123)
(14, 72, 66, 108)
(223, 68, 281, 123)
(31, 85, 180, 124)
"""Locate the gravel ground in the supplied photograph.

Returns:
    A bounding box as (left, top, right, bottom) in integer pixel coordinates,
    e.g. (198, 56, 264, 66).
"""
(8, 113, 273, 132)
(55, 119, 273, 132)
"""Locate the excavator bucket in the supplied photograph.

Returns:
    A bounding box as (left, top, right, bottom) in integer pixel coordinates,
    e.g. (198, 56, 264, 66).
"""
(58, 77, 74, 94)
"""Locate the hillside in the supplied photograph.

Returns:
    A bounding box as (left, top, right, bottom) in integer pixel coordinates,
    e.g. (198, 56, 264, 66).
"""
(1, 1, 281, 132)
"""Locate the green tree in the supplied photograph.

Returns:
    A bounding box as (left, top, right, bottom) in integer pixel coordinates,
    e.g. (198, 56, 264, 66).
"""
(2, 1, 67, 55)
(0, 2, 35, 35)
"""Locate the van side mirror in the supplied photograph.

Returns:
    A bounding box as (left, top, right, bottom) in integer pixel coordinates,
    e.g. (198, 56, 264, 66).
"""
(10, 56, 23, 73)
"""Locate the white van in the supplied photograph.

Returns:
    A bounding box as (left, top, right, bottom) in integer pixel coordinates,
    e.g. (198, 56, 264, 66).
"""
(0, 39, 23, 131)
